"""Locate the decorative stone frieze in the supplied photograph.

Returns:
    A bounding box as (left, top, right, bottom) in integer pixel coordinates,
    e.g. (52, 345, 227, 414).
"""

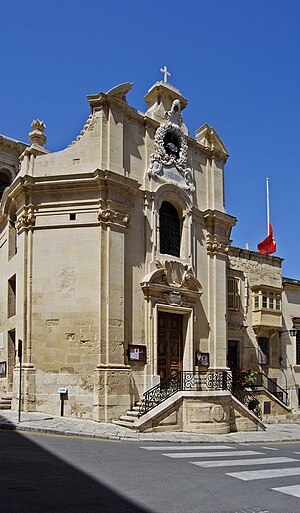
(98, 207, 129, 227)
(147, 99, 194, 191)
(16, 205, 36, 233)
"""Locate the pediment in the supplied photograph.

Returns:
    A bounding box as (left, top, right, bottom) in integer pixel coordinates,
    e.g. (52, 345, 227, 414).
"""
(87, 82, 133, 111)
(106, 82, 133, 102)
(195, 124, 228, 159)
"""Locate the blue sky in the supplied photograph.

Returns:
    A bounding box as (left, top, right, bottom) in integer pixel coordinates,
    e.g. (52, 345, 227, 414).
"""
(1, 0, 299, 278)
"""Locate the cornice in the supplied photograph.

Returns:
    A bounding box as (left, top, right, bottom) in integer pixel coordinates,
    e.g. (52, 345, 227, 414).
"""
(144, 82, 188, 111)
(251, 284, 283, 293)
(283, 277, 300, 288)
(7, 168, 141, 194)
(0, 169, 141, 224)
(229, 245, 284, 265)
(0, 134, 28, 155)
(203, 209, 237, 256)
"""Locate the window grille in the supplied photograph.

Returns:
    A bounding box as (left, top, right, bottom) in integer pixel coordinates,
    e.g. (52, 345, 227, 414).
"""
(159, 201, 180, 257)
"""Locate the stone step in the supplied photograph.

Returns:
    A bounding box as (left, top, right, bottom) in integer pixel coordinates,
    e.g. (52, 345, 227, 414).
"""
(0, 398, 12, 410)
(112, 400, 143, 430)
(0, 404, 11, 410)
(1, 393, 13, 400)
(126, 410, 139, 418)
(112, 419, 136, 429)
(119, 415, 136, 423)
(131, 406, 141, 412)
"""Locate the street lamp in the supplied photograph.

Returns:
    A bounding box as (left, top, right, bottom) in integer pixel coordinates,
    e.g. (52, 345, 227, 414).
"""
(278, 328, 297, 337)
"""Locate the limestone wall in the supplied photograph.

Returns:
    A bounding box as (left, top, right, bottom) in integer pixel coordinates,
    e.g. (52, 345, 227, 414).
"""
(229, 247, 282, 288)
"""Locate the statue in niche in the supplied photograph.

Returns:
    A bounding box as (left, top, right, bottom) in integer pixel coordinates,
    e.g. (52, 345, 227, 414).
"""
(164, 132, 180, 157)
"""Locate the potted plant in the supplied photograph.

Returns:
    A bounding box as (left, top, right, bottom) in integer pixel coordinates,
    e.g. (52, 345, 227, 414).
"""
(234, 368, 257, 389)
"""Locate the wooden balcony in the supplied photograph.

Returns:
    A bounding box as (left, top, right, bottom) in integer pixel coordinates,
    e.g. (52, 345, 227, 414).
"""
(252, 309, 282, 329)
(251, 285, 282, 332)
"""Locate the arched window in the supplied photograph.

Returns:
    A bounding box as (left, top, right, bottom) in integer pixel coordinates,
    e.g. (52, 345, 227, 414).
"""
(159, 201, 181, 257)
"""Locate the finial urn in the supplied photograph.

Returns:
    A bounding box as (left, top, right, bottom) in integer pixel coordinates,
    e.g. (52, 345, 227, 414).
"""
(29, 119, 47, 146)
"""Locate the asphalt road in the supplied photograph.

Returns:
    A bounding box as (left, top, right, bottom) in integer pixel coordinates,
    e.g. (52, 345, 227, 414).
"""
(2, 429, 300, 513)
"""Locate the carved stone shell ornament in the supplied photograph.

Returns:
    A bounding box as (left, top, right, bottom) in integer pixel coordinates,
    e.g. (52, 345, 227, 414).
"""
(147, 100, 195, 192)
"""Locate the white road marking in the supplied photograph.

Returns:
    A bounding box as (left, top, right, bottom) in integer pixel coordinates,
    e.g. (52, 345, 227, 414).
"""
(162, 450, 263, 459)
(272, 484, 300, 498)
(261, 446, 278, 451)
(191, 457, 297, 468)
(227, 467, 300, 481)
(140, 445, 233, 451)
(233, 510, 271, 513)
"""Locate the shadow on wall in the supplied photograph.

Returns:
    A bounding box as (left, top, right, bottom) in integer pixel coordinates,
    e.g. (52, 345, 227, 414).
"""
(0, 415, 152, 513)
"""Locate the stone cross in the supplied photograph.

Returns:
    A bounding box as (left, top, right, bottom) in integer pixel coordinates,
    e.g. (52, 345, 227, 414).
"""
(160, 65, 171, 83)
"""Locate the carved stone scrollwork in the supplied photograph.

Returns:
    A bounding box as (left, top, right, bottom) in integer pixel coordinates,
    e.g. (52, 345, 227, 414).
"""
(206, 238, 229, 255)
(141, 259, 202, 304)
(98, 208, 129, 227)
(147, 99, 195, 192)
(155, 259, 193, 288)
(16, 206, 36, 233)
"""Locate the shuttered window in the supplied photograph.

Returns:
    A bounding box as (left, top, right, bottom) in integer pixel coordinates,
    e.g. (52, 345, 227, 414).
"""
(228, 277, 240, 311)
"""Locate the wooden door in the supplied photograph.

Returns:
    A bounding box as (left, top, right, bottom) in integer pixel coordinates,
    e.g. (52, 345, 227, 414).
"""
(157, 312, 183, 381)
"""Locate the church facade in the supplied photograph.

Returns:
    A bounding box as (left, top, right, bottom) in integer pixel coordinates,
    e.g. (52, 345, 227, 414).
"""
(0, 77, 299, 433)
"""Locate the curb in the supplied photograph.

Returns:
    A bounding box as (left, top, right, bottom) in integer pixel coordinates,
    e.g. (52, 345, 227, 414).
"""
(1, 419, 300, 443)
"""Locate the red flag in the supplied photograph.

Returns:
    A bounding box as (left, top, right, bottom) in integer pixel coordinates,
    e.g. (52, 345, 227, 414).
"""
(257, 223, 276, 255)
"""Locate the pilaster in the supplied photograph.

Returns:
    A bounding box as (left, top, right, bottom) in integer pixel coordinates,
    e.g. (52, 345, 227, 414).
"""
(204, 210, 236, 370)
(95, 199, 132, 421)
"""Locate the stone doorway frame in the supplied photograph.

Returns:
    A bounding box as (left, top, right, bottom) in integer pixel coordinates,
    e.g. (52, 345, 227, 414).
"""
(154, 303, 194, 379)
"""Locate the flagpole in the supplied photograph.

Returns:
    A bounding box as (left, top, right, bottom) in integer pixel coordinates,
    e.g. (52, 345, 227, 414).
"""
(266, 177, 270, 235)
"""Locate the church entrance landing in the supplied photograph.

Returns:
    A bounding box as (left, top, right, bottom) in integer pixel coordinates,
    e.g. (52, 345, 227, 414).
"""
(157, 312, 183, 381)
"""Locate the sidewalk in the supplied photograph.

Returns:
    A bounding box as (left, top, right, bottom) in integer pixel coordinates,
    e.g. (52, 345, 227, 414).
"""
(0, 409, 300, 443)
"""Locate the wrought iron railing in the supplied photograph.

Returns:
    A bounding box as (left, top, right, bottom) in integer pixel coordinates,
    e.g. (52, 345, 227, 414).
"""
(139, 370, 262, 420)
(139, 371, 232, 416)
(255, 372, 289, 406)
(232, 381, 262, 419)
(206, 371, 233, 392)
